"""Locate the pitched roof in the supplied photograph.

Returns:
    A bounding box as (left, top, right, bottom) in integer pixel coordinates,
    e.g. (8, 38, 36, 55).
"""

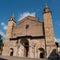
(19, 16, 39, 24)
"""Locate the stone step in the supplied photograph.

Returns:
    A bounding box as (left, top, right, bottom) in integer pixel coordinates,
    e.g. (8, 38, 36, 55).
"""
(0, 56, 48, 60)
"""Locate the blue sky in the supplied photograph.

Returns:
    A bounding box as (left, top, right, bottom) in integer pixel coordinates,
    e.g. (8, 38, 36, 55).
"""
(0, 0, 60, 43)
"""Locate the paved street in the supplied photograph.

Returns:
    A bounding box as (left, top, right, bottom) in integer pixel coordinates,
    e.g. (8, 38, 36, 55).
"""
(0, 56, 47, 60)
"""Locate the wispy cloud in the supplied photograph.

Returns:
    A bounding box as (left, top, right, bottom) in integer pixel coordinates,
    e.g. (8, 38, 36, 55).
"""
(54, 37, 60, 44)
(0, 30, 5, 38)
(18, 12, 36, 21)
(1, 22, 7, 30)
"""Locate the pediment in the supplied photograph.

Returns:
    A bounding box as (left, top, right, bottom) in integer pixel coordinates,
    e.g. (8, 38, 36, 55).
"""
(19, 16, 39, 24)
(13, 16, 43, 37)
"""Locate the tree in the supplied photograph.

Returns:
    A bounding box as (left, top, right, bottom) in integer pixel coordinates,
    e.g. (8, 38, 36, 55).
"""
(0, 34, 3, 55)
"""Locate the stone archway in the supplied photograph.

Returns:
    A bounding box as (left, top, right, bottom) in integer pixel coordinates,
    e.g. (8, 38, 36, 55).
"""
(10, 48, 14, 56)
(39, 48, 45, 58)
(20, 39, 29, 57)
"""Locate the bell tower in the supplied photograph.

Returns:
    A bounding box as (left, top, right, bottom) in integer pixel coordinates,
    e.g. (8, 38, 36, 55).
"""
(43, 4, 56, 58)
(5, 13, 16, 41)
(2, 14, 16, 56)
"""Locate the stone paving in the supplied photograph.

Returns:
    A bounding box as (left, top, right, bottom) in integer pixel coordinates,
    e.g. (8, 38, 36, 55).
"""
(0, 56, 48, 60)
(0, 56, 60, 60)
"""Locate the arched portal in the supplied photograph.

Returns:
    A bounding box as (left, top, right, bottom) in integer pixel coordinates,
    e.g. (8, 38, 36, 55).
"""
(10, 48, 14, 56)
(39, 48, 45, 58)
(20, 39, 29, 57)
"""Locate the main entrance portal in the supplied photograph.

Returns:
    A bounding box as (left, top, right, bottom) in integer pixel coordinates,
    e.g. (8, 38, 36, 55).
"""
(20, 39, 29, 57)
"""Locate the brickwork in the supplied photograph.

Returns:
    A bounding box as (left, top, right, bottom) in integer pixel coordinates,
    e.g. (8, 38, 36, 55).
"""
(43, 5, 56, 58)
(2, 5, 56, 59)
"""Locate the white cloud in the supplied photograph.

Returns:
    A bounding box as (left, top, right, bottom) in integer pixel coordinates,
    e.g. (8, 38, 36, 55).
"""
(1, 22, 7, 30)
(1, 22, 5, 26)
(18, 12, 36, 21)
(0, 30, 5, 38)
(54, 37, 60, 43)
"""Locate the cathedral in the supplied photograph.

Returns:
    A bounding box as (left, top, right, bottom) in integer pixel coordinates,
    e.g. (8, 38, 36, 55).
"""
(2, 5, 57, 58)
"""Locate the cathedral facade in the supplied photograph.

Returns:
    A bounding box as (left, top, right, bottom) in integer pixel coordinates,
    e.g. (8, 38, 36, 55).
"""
(2, 5, 57, 58)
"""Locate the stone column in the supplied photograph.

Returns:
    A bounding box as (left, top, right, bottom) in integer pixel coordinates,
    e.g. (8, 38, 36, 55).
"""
(29, 42, 35, 58)
(15, 39, 20, 56)
(37, 49, 39, 58)
(36, 49, 38, 58)
(35, 46, 37, 58)
(18, 44, 24, 57)
(13, 47, 17, 56)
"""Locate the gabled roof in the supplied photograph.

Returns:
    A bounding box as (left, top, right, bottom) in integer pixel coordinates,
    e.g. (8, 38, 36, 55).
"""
(19, 16, 39, 24)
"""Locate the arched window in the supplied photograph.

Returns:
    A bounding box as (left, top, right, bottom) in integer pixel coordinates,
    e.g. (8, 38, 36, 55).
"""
(39, 48, 45, 58)
(10, 48, 14, 56)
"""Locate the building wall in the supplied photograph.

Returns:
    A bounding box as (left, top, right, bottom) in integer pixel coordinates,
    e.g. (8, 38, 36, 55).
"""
(43, 7, 56, 58)
(2, 7, 56, 58)
(5, 38, 45, 58)
(12, 16, 44, 38)
(58, 47, 60, 55)
(2, 16, 46, 58)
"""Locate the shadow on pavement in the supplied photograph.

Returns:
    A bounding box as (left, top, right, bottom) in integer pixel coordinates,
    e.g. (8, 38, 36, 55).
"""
(0, 58, 8, 60)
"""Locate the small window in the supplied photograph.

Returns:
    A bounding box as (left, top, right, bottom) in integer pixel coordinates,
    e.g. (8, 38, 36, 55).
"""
(25, 24, 29, 29)
(10, 48, 14, 56)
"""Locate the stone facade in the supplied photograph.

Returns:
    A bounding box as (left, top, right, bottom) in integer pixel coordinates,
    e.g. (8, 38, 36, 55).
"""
(2, 5, 56, 59)
(58, 47, 60, 55)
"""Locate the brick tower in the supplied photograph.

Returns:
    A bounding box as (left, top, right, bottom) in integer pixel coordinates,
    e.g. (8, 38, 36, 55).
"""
(43, 4, 56, 58)
(2, 14, 16, 56)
